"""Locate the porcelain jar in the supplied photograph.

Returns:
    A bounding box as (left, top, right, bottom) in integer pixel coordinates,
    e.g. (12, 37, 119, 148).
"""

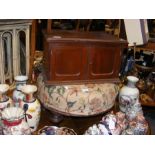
(13, 75, 28, 107)
(0, 84, 12, 132)
(119, 76, 139, 113)
(1, 107, 31, 135)
(0, 84, 12, 113)
(21, 84, 41, 132)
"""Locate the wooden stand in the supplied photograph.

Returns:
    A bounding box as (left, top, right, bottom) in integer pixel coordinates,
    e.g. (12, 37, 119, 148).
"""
(46, 109, 64, 124)
(0, 20, 32, 84)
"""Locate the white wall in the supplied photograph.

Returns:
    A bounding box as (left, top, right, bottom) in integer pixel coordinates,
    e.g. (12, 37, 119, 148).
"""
(124, 19, 149, 46)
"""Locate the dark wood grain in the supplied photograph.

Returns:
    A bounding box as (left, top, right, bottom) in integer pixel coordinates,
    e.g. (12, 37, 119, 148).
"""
(43, 30, 127, 84)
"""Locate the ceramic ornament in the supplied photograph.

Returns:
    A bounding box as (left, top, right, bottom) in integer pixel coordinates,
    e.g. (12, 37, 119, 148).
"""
(21, 84, 41, 132)
(119, 76, 139, 113)
(0, 84, 12, 111)
(12, 75, 28, 107)
(1, 107, 31, 135)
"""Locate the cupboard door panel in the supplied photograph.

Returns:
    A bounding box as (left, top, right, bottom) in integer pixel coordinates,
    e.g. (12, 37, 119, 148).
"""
(89, 45, 121, 79)
(43, 31, 127, 84)
(51, 45, 87, 81)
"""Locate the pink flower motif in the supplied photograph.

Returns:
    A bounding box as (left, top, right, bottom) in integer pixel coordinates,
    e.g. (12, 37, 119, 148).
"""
(89, 98, 102, 112)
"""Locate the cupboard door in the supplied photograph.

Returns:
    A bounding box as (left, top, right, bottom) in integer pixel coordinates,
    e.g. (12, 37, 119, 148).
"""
(88, 44, 121, 79)
(51, 44, 87, 81)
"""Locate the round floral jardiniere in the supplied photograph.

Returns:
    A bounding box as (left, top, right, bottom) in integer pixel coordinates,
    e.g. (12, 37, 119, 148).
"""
(37, 73, 118, 117)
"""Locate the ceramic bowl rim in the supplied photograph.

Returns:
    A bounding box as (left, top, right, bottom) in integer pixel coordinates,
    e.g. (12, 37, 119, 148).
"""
(127, 76, 139, 83)
(14, 75, 28, 81)
(21, 84, 37, 94)
(0, 84, 10, 93)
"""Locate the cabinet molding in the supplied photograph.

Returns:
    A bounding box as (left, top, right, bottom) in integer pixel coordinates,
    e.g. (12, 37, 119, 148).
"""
(43, 30, 127, 84)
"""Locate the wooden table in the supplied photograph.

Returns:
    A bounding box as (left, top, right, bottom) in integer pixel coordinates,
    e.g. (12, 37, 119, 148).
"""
(33, 104, 151, 135)
(33, 106, 109, 135)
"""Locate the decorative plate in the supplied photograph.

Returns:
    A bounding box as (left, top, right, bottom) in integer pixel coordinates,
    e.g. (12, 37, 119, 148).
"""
(38, 126, 77, 135)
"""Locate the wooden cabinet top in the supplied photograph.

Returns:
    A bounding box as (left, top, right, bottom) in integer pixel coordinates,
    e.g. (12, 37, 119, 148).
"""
(43, 30, 128, 44)
(43, 30, 128, 84)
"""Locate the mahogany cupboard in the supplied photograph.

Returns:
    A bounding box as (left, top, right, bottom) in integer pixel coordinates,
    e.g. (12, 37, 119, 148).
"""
(43, 30, 128, 84)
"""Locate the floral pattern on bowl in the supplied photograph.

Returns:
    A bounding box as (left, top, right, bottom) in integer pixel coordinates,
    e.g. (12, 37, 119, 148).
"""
(38, 126, 77, 135)
(37, 73, 118, 116)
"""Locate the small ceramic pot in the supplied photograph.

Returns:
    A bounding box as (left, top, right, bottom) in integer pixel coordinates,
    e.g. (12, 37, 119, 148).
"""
(21, 84, 41, 132)
(1, 107, 31, 135)
(13, 75, 28, 107)
(119, 76, 139, 113)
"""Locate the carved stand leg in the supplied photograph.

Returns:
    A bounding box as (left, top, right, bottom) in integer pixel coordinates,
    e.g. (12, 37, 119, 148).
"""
(12, 28, 20, 77)
(46, 109, 64, 124)
(0, 33, 5, 84)
(3, 33, 13, 83)
(25, 26, 30, 77)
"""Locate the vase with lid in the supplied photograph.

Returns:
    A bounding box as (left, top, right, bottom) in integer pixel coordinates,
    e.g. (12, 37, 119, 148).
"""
(119, 76, 139, 113)
(21, 84, 41, 132)
(13, 75, 28, 107)
(1, 107, 31, 135)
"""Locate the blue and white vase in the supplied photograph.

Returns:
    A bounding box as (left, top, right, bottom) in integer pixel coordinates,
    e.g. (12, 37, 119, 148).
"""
(13, 75, 28, 107)
(119, 76, 139, 113)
